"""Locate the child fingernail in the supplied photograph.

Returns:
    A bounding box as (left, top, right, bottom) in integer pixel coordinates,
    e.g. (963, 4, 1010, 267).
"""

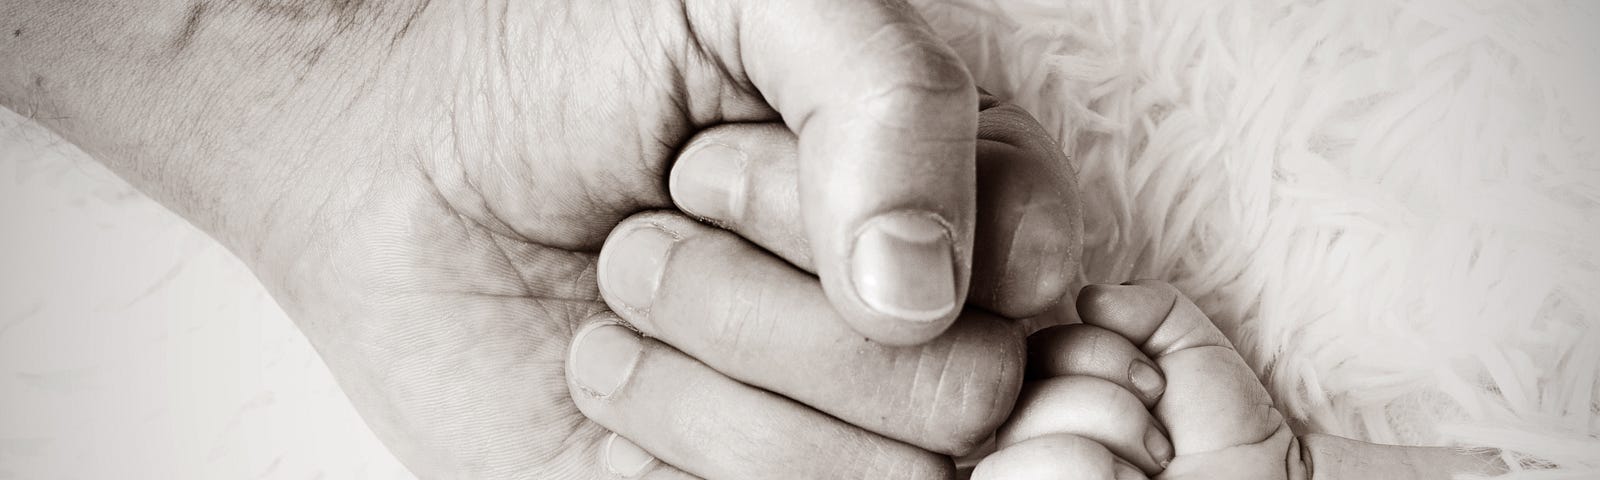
(1129, 360, 1165, 400)
(1145, 425, 1174, 467)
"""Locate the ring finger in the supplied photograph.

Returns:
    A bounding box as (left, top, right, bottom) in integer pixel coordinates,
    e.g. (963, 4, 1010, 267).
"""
(566, 313, 952, 479)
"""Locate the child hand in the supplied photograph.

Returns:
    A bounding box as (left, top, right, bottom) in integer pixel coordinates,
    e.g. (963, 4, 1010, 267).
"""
(974, 280, 1300, 479)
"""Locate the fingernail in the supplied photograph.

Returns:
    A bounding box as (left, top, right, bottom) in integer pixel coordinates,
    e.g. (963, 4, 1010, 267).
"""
(600, 224, 679, 312)
(603, 433, 655, 477)
(1129, 360, 1166, 401)
(1114, 461, 1149, 480)
(569, 322, 642, 397)
(670, 143, 747, 224)
(851, 212, 957, 322)
(1145, 425, 1174, 467)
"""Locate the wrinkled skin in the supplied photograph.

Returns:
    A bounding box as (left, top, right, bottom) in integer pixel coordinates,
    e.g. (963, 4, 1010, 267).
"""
(2, 1, 1026, 477)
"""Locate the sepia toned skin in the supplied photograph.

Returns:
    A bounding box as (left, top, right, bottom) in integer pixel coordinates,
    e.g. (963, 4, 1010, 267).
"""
(571, 93, 1085, 477)
(652, 140, 1511, 479)
(1, 1, 1085, 478)
(965, 281, 1510, 480)
(1, 1, 1505, 478)
(606, 117, 1508, 479)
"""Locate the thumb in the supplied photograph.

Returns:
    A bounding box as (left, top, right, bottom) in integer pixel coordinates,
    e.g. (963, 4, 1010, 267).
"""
(697, 0, 978, 345)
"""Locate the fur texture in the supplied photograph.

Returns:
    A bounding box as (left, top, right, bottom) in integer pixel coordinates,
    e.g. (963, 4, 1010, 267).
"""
(2, 1, 1596, 478)
(918, 0, 1600, 477)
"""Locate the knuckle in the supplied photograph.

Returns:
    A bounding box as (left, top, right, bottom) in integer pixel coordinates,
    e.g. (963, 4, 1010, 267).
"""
(704, 289, 758, 355)
(852, 24, 975, 131)
(918, 318, 1027, 455)
(858, 21, 970, 86)
(696, 251, 771, 358)
(859, 81, 975, 133)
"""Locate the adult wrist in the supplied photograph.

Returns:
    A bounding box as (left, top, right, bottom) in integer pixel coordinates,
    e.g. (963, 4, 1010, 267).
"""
(1, 1, 445, 263)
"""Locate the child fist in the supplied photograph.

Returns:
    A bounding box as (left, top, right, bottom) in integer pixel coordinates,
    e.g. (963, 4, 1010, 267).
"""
(974, 280, 1298, 479)
(974, 280, 1506, 480)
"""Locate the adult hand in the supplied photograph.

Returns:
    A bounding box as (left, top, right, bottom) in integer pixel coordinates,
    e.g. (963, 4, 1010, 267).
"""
(567, 92, 1083, 478)
(1, 1, 1066, 477)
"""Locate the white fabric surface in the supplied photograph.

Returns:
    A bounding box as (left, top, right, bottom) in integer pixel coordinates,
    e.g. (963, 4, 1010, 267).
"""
(918, 0, 1600, 477)
(0, 117, 409, 478)
(2, 0, 1598, 478)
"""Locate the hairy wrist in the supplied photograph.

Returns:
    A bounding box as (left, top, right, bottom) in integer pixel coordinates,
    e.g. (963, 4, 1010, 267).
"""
(1, 1, 445, 261)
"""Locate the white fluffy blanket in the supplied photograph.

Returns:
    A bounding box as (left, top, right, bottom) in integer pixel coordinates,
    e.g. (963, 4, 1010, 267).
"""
(0, 0, 1595, 478)
(918, 0, 1600, 477)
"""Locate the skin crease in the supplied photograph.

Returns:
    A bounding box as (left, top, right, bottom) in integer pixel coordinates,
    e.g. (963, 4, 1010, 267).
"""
(0, 2, 1511, 478)
(0, 1, 1077, 477)
(566, 93, 1081, 475)
(972, 282, 1509, 480)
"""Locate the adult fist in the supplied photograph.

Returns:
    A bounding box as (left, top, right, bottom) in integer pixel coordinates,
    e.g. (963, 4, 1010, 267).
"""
(2, 0, 987, 477)
(568, 93, 1083, 477)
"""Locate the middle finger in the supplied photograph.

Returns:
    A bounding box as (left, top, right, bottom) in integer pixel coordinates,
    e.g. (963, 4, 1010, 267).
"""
(596, 210, 1026, 456)
(566, 314, 952, 479)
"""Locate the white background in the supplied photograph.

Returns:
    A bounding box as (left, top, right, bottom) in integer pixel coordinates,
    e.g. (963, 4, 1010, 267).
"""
(0, 109, 412, 479)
